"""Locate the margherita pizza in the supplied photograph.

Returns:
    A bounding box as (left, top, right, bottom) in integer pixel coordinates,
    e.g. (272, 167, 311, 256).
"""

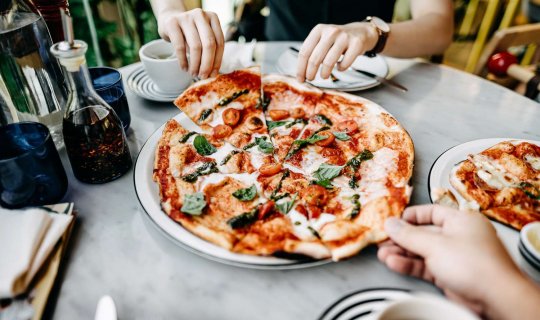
(154, 68, 414, 261)
(448, 140, 540, 230)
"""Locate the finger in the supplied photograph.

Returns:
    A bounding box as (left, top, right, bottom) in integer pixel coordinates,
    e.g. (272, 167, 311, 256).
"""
(402, 204, 455, 227)
(167, 22, 188, 71)
(193, 12, 217, 79)
(384, 217, 444, 256)
(297, 26, 323, 82)
(385, 254, 432, 281)
(181, 19, 203, 76)
(320, 34, 348, 79)
(377, 243, 406, 261)
(208, 12, 224, 77)
(305, 34, 339, 81)
(337, 37, 363, 71)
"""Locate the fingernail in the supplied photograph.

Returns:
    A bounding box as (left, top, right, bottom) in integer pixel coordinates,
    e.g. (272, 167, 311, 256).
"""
(211, 70, 218, 77)
(385, 218, 404, 235)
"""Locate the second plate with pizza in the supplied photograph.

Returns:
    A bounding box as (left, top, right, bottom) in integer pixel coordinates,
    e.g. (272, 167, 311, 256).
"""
(428, 138, 540, 278)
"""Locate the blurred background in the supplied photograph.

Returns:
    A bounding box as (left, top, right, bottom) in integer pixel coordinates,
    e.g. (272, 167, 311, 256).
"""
(72, 0, 540, 71)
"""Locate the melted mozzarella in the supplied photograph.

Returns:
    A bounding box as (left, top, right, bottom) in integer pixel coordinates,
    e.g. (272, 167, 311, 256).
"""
(470, 154, 518, 189)
(190, 91, 220, 116)
(333, 176, 357, 200)
(207, 143, 237, 171)
(288, 209, 316, 241)
(198, 172, 260, 192)
(301, 148, 329, 177)
(525, 155, 540, 171)
(311, 213, 336, 232)
(356, 147, 399, 205)
(249, 149, 266, 169)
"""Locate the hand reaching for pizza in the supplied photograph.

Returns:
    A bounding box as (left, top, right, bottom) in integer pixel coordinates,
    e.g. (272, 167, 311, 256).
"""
(296, 22, 378, 82)
(157, 8, 224, 79)
(378, 204, 540, 320)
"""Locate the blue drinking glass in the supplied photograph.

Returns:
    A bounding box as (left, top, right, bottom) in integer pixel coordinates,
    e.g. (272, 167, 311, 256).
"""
(89, 66, 131, 131)
(0, 122, 68, 209)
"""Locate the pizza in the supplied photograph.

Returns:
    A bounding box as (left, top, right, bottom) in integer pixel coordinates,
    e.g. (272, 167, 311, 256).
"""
(154, 68, 414, 261)
(446, 140, 540, 230)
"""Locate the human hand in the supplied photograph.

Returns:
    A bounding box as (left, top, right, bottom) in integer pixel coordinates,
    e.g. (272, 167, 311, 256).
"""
(157, 8, 224, 79)
(377, 205, 527, 315)
(296, 22, 379, 82)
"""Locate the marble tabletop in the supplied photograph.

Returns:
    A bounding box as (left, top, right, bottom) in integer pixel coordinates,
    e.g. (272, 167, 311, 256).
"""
(51, 42, 540, 320)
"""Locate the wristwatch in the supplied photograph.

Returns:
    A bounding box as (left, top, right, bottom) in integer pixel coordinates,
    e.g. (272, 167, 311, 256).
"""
(364, 16, 390, 57)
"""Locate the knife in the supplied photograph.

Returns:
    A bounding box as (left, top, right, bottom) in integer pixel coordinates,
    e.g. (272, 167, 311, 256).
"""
(288, 47, 407, 92)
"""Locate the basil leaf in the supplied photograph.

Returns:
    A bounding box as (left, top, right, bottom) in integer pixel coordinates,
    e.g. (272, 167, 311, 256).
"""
(180, 131, 197, 143)
(333, 131, 350, 141)
(267, 121, 289, 131)
(346, 149, 374, 171)
(314, 179, 334, 189)
(276, 193, 298, 214)
(314, 163, 344, 181)
(519, 182, 540, 200)
(181, 192, 207, 215)
(220, 150, 241, 165)
(314, 114, 333, 126)
(232, 185, 258, 201)
(349, 176, 358, 189)
(293, 134, 326, 146)
(255, 137, 274, 154)
(193, 135, 217, 156)
(182, 162, 219, 183)
(270, 170, 290, 200)
(218, 89, 249, 106)
(348, 194, 361, 219)
(285, 118, 307, 128)
(198, 109, 212, 123)
(227, 207, 259, 229)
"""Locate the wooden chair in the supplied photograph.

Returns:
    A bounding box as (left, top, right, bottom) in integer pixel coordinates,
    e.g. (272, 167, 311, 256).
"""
(443, 0, 522, 72)
(474, 23, 540, 75)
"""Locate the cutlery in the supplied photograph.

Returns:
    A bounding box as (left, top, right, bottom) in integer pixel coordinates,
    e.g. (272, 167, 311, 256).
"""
(288, 46, 408, 92)
(94, 295, 117, 320)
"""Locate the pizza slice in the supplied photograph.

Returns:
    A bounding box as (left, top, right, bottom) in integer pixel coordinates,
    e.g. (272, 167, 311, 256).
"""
(449, 140, 540, 230)
(174, 67, 266, 149)
(262, 75, 323, 160)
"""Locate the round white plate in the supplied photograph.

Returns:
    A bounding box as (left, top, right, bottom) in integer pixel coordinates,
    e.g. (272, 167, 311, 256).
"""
(276, 49, 389, 91)
(318, 288, 412, 320)
(126, 64, 186, 102)
(134, 113, 332, 269)
(428, 138, 540, 277)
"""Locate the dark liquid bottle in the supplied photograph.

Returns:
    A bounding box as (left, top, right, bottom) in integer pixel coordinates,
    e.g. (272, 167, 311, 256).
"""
(51, 39, 132, 184)
(63, 105, 131, 183)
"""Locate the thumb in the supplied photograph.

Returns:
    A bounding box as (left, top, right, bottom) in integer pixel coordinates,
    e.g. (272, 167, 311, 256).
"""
(385, 217, 442, 257)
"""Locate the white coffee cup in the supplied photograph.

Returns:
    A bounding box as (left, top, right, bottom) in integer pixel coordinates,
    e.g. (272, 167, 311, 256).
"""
(376, 296, 479, 320)
(139, 39, 192, 94)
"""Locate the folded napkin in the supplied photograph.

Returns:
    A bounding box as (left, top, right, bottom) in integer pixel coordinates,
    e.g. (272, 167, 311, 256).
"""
(219, 40, 257, 74)
(0, 205, 73, 299)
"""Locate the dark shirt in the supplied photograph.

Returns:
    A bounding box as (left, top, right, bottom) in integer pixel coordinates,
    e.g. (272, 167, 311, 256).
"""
(265, 0, 396, 41)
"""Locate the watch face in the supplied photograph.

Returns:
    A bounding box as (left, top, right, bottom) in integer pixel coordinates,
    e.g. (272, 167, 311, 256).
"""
(371, 16, 390, 33)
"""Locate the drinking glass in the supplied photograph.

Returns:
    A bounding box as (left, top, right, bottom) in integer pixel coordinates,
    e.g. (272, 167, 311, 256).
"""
(89, 67, 131, 131)
(0, 122, 68, 209)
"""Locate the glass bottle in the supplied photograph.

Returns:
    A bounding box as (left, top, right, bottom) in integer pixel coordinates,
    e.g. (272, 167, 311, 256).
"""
(51, 39, 132, 184)
(0, 0, 68, 148)
(32, 0, 70, 43)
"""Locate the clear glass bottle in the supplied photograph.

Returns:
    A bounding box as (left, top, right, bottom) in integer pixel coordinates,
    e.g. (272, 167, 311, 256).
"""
(51, 39, 132, 184)
(0, 0, 67, 148)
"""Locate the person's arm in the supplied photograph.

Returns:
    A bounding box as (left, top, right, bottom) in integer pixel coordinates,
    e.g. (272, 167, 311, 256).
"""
(383, 0, 453, 58)
(296, 0, 453, 81)
(378, 205, 540, 320)
(150, 0, 224, 78)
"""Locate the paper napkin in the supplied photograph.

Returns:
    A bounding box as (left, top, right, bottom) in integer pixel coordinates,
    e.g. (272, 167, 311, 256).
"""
(0, 206, 73, 299)
(219, 40, 257, 74)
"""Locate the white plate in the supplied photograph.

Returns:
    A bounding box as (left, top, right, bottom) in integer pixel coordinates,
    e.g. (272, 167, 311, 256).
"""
(318, 288, 412, 320)
(134, 113, 332, 269)
(276, 49, 389, 91)
(126, 64, 187, 102)
(428, 138, 540, 277)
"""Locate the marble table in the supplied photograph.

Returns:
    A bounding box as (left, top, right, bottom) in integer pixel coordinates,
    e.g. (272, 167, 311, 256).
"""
(51, 42, 540, 320)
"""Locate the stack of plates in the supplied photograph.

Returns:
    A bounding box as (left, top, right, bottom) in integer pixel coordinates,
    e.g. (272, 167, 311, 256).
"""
(519, 222, 540, 271)
(318, 288, 412, 320)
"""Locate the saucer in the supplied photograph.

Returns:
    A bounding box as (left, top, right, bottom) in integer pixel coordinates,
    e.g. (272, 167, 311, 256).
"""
(126, 64, 187, 102)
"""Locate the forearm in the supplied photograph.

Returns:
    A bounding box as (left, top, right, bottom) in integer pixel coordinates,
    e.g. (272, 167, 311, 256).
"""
(382, 13, 453, 58)
(150, 0, 186, 20)
(482, 271, 540, 320)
